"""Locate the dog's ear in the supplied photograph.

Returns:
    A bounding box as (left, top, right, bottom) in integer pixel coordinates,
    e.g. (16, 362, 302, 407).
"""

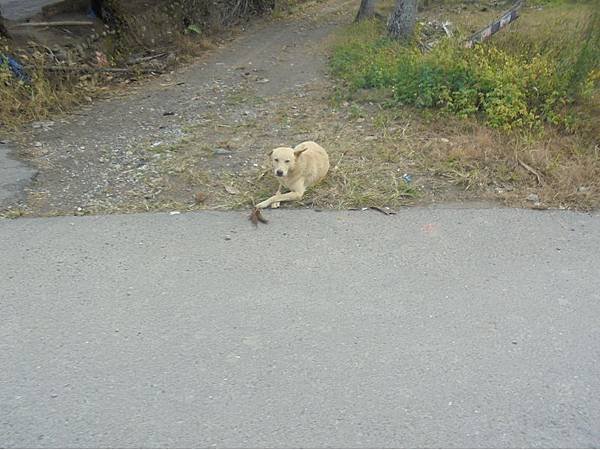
(268, 149, 274, 157)
(294, 146, 308, 158)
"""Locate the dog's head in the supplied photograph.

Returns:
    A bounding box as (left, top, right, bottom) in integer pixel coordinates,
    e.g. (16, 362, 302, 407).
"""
(269, 146, 307, 178)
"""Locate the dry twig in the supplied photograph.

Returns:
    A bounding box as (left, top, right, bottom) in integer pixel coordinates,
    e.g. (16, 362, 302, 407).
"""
(518, 158, 544, 185)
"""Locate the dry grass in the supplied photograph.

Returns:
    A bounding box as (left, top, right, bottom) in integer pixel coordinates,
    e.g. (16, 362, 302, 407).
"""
(424, 121, 600, 210)
(136, 86, 422, 212)
(0, 48, 85, 130)
(130, 67, 599, 213)
(143, 105, 600, 210)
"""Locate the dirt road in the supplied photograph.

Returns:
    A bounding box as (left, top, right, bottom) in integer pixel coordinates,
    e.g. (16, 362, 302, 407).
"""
(4, 0, 371, 216)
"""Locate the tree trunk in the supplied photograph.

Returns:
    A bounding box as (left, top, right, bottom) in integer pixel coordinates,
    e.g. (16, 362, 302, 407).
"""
(387, 0, 417, 41)
(355, 0, 377, 22)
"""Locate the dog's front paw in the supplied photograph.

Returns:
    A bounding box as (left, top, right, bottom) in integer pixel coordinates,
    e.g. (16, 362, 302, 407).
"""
(255, 200, 270, 209)
(271, 202, 280, 209)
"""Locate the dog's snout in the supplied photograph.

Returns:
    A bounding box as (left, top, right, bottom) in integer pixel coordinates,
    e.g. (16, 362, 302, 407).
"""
(276, 169, 284, 177)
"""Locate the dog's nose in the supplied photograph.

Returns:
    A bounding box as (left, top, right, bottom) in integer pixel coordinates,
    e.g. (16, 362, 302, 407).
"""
(276, 170, 284, 177)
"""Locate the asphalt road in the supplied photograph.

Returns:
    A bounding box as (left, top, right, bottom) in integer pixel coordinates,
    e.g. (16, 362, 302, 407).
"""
(1, 208, 599, 448)
(0, 142, 36, 205)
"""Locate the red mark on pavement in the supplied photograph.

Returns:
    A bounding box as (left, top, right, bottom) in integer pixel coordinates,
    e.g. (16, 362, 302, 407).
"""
(421, 223, 438, 234)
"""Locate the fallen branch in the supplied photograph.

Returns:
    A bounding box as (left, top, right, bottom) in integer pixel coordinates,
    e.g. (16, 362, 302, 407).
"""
(370, 206, 397, 215)
(465, 0, 522, 48)
(518, 158, 544, 185)
(128, 53, 167, 65)
(25, 65, 163, 74)
(14, 21, 94, 27)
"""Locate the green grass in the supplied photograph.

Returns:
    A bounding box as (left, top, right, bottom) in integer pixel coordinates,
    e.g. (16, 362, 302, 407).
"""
(329, 4, 600, 131)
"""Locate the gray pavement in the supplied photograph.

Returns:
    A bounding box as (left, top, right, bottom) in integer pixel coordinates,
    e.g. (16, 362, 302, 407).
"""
(0, 142, 36, 205)
(1, 208, 599, 448)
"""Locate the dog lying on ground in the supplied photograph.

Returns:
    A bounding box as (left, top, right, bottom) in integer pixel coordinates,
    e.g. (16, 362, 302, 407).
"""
(256, 141, 329, 209)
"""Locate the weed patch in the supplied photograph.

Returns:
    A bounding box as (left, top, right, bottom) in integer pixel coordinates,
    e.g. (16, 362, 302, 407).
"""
(330, 5, 599, 131)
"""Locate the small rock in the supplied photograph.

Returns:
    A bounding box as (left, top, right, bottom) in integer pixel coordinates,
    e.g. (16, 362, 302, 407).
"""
(577, 186, 590, 193)
(33, 142, 42, 147)
(526, 193, 539, 203)
(364, 136, 377, 141)
(224, 235, 232, 241)
(214, 148, 232, 156)
(32, 121, 54, 130)
(169, 211, 181, 215)
(224, 185, 240, 195)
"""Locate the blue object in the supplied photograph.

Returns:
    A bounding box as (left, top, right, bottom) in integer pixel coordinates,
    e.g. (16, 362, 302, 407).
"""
(86, 7, 97, 19)
(0, 53, 30, 82)
(402, 173, 413, 183)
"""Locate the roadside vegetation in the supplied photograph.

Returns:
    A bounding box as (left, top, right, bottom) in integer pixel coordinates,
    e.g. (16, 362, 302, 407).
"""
(328, 0, 600, 210)
(1, 0, 599, 217)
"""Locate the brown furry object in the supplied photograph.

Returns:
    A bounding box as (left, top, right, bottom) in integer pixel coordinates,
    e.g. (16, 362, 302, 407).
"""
(249, 207, 268, 226)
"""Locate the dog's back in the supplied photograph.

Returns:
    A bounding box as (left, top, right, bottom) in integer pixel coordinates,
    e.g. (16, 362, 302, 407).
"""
(294, 141, 329, 187)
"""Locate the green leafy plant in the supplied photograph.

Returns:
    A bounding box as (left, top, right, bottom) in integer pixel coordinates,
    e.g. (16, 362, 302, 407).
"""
(330, 7, 599, 131)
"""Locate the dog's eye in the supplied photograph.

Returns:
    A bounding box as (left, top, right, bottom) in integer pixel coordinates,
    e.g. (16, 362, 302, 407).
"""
(274, 158, 279, 162)
(285, 160, 290, 163)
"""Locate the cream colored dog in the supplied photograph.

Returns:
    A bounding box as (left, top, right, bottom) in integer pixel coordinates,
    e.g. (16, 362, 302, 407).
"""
(256, 141, 329, 209)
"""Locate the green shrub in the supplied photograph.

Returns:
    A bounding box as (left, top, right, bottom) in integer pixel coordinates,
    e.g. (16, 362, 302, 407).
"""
(330, 7, 599, 130)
